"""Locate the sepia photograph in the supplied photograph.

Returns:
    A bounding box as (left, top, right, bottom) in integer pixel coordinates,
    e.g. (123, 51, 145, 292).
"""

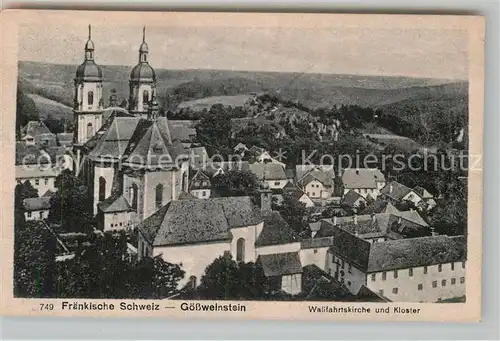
(0, 10, 484, 321)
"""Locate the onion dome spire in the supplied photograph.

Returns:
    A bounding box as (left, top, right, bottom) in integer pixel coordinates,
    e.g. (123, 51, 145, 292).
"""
(75, 24, 102, 81)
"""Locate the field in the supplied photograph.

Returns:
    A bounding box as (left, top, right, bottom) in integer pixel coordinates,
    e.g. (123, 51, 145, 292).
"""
(177, 94, 253, 111)
(27, 93, 72, 120)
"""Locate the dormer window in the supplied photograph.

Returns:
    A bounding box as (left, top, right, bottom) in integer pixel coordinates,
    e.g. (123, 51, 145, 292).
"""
(152, 143, 162, 154)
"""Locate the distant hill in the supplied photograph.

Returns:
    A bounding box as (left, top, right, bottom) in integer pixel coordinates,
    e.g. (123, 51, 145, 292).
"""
(17, 61, 469, 147)
(18, 60, 467, 110)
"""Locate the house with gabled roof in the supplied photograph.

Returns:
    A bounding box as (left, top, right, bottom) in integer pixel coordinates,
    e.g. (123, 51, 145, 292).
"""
(295, 165, 335, 200)
(379, 181, 424, 208)
(413, 186, 437, 209)
(341, 168, 386, 199)
(248, 163, 288, 189)
(341, 190, 367, 210)
(96, 193, 134, 231)
(188, 170, 212, 199)
(23, 197, 52, 221)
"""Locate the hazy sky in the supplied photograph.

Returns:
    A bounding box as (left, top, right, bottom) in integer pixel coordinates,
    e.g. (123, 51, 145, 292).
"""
(19, 23, 468, 80)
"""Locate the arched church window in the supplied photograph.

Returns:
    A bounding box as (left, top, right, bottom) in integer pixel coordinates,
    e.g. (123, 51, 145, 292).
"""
(182, 172, 188, 192)
(236, 238, 245, 262)
(86, 122, 93, 139)
(143, 90, 149, 104)
(88, 91, 94, 105)
(98, 177, 106, 202)
(130, 183, 138, 210)
(155, 184, 163, 209)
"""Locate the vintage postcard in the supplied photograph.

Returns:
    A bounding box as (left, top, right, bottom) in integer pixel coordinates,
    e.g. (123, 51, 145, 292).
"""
(0, 10, 484, 322)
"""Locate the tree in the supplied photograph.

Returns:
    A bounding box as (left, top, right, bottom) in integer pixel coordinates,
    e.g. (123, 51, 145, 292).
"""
(16, 87, 39, 130)
(195, 104, 233, 156)
(55, 232, 185, 299)
(277, 193, 307, 234)
(212, 170, 259, 197)
(14, 221, 57, 298)
(131, 256, 185, 299)
(197, 252, 241, 299)
(43, 114, 66, 134)
(48, 170, 94, 233)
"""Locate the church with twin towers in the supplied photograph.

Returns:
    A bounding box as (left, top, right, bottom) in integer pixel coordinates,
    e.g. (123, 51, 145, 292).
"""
(72, 25, 190, 230)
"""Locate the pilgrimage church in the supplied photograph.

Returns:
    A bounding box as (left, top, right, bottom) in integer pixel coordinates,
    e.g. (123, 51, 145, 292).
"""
(72, 26, 304, 292)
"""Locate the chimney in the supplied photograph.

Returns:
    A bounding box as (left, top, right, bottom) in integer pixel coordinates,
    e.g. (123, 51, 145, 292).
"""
(259, 181, 272, 214)
(333, 216, 337, 226)
(430, 227, 437, 236)
(353, 214, 358, 225)
(397, 216, 402, 224)
(389, 183, 393, 193)
(371, 213, 376, 222)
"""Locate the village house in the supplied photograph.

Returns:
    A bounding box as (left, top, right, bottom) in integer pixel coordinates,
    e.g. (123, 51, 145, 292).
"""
(326, 229, 466, 302)
(205, 161, 250, 178)
(247, 145, 285, 167)
(413, 186, 437, 209)
(248, 163, 288, 190)
(16, 142, 58, 197)
(96, 194, 134, 232)
(379, 181, 425, 208)
(341, 168, 386, 199)
(188, 170, 212, 199)
(361, 198, 401, 215)
(23, 196, 52, 221)
(290, 189, 315, 208)
(341, 189, 367, 210)
(137, 183, 303, 293)
(298, 209, 430, 273)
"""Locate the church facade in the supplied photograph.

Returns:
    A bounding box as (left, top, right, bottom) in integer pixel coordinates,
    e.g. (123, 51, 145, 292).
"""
(73, 26, 190, 229)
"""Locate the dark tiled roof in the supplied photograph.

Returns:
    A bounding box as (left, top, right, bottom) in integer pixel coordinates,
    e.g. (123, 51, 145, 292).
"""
(366, 235, 467, 272)
(258, 252, 303, 277)
(302, 264, 351, 300)
(23, 197, 52, 211)
(46, 146, 67, 164)
(248, 163, 287, 181)
(21, 121, 51, 137)
(42, 189, 56, 197)
(380, 181, 418, 202)
(355, 285, 388, 302)
(330, 234, 466, 273)
(87, 115, 188, 167)
(295, 165, 335, 182)
(342, 168, 385, 189)
(256, 211, 300, 247)
(178, 192, 196, 200)
(15, 142, 51, 165)
(138, 196, 262, 246)
(98, 194, 132, 213)
(297, 169, 334, 187)
(413, 186, 434, 199)
(301, 237, 334, 249)
(362, 199, 399, 215)
(342, 190, 365, 207)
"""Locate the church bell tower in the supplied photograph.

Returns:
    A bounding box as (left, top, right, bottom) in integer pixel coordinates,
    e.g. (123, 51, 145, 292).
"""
(73, 25, 104, 146)
(129, 27, 157, 118)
